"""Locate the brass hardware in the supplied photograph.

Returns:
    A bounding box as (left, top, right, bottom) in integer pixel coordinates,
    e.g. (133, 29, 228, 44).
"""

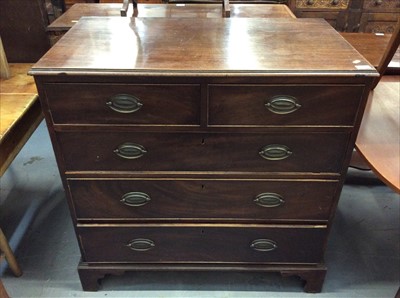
(306, 0, 315, 5)
(259, 144, 292, 161)
(121, 192, 151, 207)
(114, 142, 147, 159)
(250, 239, 277, 252)
(106, 94, 143, 113)
(126, 238, 155, 251)
(374, 0, 382, 5)
(265, 96, 301, 114)
(254, 193, 285, 208)
(331, 0, 339, 5)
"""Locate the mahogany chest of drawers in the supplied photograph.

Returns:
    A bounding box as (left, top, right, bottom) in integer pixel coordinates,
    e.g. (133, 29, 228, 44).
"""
(30, 17, 377, 292)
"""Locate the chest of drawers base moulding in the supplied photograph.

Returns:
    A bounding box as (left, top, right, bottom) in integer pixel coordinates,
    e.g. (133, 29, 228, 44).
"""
(30, 17, 377, 293)
(78, 263, 328, 293)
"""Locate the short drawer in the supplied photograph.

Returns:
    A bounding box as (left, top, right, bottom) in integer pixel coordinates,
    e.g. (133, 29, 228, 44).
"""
(363, 0, 400, 10)
(295, 0, 349, 9)
(44, 83, 201, 125)
(208, 85, 364, 126)
(78, 225, 327, 264)
(58, 132, 350, 173)
(68, 179, 338, 221)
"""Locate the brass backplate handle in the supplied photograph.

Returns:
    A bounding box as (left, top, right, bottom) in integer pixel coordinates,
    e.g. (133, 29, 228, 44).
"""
(106, 94, 143, 113)
(121, 192, 151, 207)
(126, 238, 155, 251)
(259, 144, 292, 161)
(265, 95, 301, 114)
(250, 239, 278, 252)
(114, 142, 147, 159)
(254, 193, 285, 208)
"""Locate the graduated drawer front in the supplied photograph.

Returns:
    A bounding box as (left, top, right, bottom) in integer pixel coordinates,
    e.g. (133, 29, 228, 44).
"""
(44, 83, 201, 125)
(78, 225, 327, 264)
(209, 85, 364, 126)
(68, 179, 338, 221)
(58, 132, 349, 173)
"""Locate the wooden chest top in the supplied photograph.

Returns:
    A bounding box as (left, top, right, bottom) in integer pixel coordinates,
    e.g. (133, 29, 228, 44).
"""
(32, 17, 377, 77)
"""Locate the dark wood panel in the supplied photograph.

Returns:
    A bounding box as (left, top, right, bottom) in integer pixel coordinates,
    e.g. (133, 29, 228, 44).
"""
(78, 225, 327, 263)
(58, 132, 350, 173)
(44, 83, 201, 125)
(209, 84, 364, 126)
(68, 179, 338, 221)
(0, 0, 50, 62)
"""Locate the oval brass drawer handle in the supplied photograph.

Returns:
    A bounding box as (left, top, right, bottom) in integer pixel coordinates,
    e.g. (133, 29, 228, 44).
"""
(114, 142, 147, 159)
(126, 238, 155, 251)
(121, 192, 151, 207)
(259, 144, 292, 161)
(265, 96, 301, 114)
(106, 94, 143, 113)
(250, 239, 277, 252)
(254, 193, 285, 208)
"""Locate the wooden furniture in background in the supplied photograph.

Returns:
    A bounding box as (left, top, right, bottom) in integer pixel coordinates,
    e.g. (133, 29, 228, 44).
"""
(358, 0, 400, 33)
(350, 22, 400, 193)
(355, 75, 400, 193)
(0, 37, 27, 298)
(0, 62, 43, 278)
(64, 0, 96, 10)
(287, 0, 399, 32)
(0, 38, 11, 79)
(31, 17, 377, 292)
(0, 229, 22, 277)
(369, 20, 400, 88)
(340, 32, 392, 67)
(59, 0, 399, 31)
(287, 0, 349, 30)
(47, 3, 295, 33)
(0, 64, 42, 176)
(0, 0, 51, 62)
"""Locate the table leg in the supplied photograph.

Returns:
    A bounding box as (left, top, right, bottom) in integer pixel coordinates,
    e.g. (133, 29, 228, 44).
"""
(0, 228, 22, 277)
(0, 279, 10, 298)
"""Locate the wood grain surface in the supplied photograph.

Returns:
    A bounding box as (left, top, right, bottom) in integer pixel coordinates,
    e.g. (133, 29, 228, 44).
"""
(33, 17, 377, 76)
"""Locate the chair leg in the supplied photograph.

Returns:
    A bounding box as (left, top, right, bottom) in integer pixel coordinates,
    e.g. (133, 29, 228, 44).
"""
(0, 279, 10, 298)
(0, 228, 22, 277)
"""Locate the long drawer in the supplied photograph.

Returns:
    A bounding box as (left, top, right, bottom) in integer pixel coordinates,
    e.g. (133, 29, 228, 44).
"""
(44, 83, 201, 125)
(58, 132, 349, 173)
(68, 179, 338, 221)
(208, 84, 364, 126)
(78, 225, 327, 264)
